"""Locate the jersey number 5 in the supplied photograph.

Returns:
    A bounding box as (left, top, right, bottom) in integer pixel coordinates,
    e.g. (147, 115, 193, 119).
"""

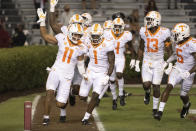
(62, 47, 74, 63)
(147, 38, 158, 52)
(176, 48, 184, 63)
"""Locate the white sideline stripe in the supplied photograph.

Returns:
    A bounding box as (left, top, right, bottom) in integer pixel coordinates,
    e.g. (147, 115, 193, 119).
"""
(189, 109, 196, 114)
(32, 95, 41, 121)
(87, 97, 106, 131)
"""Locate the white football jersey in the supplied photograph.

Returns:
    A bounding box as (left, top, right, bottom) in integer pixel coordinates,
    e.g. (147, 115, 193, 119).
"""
(175, 37, 196, 71)
(61, 26, 68, 35)
(104, 30, 132, 58)
(52, 33, 87, 79)
(87, 38, 114, 73)
(140, 26, 171, 61)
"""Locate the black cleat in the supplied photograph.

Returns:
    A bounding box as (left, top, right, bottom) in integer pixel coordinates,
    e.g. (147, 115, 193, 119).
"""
(59, 116, 66, 123)
(69, 95, 76, 106)
(96, 99, 101, 107)
(42, 118, 49, 126)
(181, 102, 191, 118)
(154, 111, 163, 121)
(112, 99, 117, 110)
(82, 119, 92, 125)
(152, 109, 158, 117)
(120, 95, 126, 106)
(144, 92, 150, 105)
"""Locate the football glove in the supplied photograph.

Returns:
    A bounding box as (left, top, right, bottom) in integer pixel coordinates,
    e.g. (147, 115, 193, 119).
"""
(37, 8, 46, 26)
(135, 60, 140, 72)
(50, 0, 58, 12)
(164, 63, 173, 75)
(82, 73, 88, 81)
(129, 59, 136, 69)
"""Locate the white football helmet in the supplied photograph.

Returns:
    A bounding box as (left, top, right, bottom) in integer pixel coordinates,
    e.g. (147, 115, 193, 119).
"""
(90, 23, 104, 44)
(145, 11, 161, 29)
(112, 18, 125, 35)
(171, 23, 190, 44)
(81, 13, 92, 27)
(103, 20, 113, 30)
(68, 23, 84, 44)
(69, 14, 84, 25)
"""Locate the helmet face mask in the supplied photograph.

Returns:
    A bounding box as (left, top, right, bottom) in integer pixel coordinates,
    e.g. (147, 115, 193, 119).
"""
(68, 24, 83, 44)
(91, 34, 102, 44)
(145, 11, 161, 29)
(171, 23, 190, 44)
(113, 25, 123, 35)
(90, 23, 103, 45)
(112, 18, 125, 36)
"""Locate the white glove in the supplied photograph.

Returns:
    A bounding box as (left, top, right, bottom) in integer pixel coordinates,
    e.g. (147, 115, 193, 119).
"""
(50, 0, 58, 12)
(162, 61, 168, 71)
(37, 8, 47, 26)
(82, 73, 88, 81)
(46, 67, 52, 73)
(101, 75, 110, 85)
(180, 71, 190, 80)
(129, 59, 136, 69)
(135, 60, 140, 72)
(164, 63, 173, 75)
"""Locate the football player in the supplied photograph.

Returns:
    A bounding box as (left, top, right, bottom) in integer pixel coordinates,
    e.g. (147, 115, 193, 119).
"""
(37, 8, 87, 125)
(135, 11, 172, 117)
(104, 17, 135, 110)
(154, 23, 196, 121)
(79, 23, 115, 125)
(49, 0, 94, 106)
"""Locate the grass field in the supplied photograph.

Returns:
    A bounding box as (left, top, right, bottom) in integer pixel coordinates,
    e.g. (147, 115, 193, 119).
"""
(97, 87, 196, 131)
(0, 94, 39, 131)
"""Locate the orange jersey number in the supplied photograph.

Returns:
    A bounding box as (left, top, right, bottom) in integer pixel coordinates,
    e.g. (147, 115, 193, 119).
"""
(176, 48, 184, 63)
(147, 38, 158, 52)
(93, 50, 98, 64)
(62, 47, 74, 63)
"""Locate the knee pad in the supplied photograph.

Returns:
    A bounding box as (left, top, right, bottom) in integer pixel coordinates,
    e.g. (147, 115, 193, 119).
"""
(116, 72, 123, 79)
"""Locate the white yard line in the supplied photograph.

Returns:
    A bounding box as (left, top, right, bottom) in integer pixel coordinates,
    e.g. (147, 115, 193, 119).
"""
(189, 109, 196, 114)
(87, 97, 106, 131)
(31, 95, 41, 121)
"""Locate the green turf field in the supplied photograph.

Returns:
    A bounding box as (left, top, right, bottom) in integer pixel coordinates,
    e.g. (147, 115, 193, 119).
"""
(0, 94, 39, 131)
(97, 87, 196, 131)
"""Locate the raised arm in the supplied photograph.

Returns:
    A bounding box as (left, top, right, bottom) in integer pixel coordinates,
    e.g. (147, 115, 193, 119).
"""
(49, 0, 63, 34)
(37, 8, 57, 44)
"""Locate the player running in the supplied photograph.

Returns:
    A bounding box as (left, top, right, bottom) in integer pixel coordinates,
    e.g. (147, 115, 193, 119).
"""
(134, 11, 172, 117)
(154, 23, 196, 121)
(79, 23, 115, 125)
(37, 8, 87, 125)
(104, 17, 135, 110)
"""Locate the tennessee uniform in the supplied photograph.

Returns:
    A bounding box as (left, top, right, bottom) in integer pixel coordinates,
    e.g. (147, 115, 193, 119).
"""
(155, 23, 196, 121)
(140, 26, 171, 85)
(79, 23, 115, 125)
(104, 18, 132, 109)
(47, 34, 87, 103)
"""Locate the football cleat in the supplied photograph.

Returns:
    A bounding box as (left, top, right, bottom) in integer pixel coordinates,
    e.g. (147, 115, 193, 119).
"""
(119, 95, 126, 106)
(112, 99, 117, 110)
(69, 94, 76, 106)
(154, 111, 163, 121)
(42, 118, 49, 126)
(59, 116, 66, 123)
(82, 119, 92, 125)
(180, 102, 191, 118)
(144, 92, 150, 105)
(152, 109, 158, 117)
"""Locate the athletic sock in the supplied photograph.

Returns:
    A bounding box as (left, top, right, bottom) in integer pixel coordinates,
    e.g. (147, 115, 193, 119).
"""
(159, 102, 166, 112)
(153, 97, 159, 109)
(60, 109, 66, 116)
(43, 115, 49, 119)
(110, 83, 117, 100)
(82, 112, 91, 121)
(118, 78, 124, 96)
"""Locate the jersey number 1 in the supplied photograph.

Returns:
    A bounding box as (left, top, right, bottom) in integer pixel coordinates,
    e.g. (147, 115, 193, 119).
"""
(147, 38, 158, 52)
(62, 47, 74, 63)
